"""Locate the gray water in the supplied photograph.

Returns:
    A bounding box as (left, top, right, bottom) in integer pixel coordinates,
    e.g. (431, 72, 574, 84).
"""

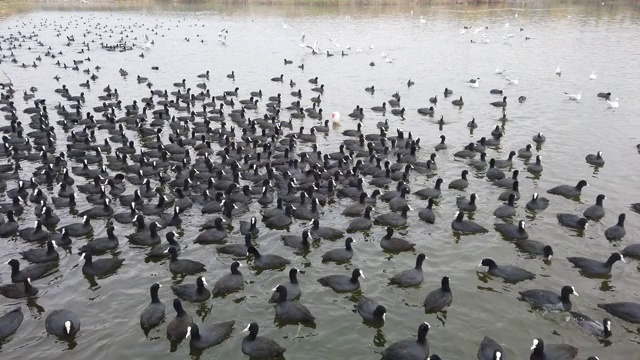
(1, 1, 640, 359)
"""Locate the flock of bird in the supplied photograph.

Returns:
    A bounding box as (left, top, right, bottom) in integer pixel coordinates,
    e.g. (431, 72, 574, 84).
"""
(0, 9, 637, 360)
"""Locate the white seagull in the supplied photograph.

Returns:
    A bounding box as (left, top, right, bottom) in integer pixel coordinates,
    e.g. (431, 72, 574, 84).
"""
(564, 91, 583, 100)
(555, 66, 561, 76)
(506, 77, 519, 85)
(589, 71, 597, 80)
(607, 98, 619, 108)
(495, 67, 506, 74)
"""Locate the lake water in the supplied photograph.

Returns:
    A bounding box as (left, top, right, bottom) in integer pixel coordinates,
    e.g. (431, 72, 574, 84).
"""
(1, 1, 640, 359)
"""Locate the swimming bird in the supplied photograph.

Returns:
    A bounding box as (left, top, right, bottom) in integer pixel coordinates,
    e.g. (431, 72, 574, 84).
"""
(597, 302, 640, 324)
(564, 91, 583, 100)
(567, 252, 625, 276)
(529, 338, 578, 360)
(241, 322, 286, 358)
(479, 258, 535, 283)
(607, 97, 619, 108)
(424, 276, 452, 312)
(589, 71, 597, 80)
(382, 322, 430, 359)
(140, 283, 165, 331)
(519, 286, 578, 312)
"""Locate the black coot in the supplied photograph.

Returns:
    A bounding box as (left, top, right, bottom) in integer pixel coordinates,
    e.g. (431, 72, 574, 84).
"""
(557, 213, 588, 230)
(419, 198, 436, 224)
(381, 322, 430, 360)
(241, 322, 286, 358)
(268, 268, 301, 303)
(597, 302, 640, 324)
(217, 233, 252, 257)
(167, 298, 192, 342)
(424, 276, 452, 312)
(0, 307, 23, 341)
(272, 285, 315, 325)
(567, 252, 625, 276)
(79, 225, 118, 254)
(519, 286, 578, 312)
(479, 258, 535, 282)
(171, 276, 210, 302)
(529, 338, 578, 360)
(452, 211, 488, 234)
(347, 205, 373, 232)
(526, 193, 550, 211)
(357, 296, 386, 324)
(604, 213, 626, 240)
(318, 268, 364, 293)
(547, 180, 588, 198)
(569, 311, 612, 339)
(167, 247, 205, 275)
(381, 226, 415, 252)
(514, 240, 554, 260)
(45, 309, 81, 338)
(477, 336, 505, 360)
(494, 220, 528, 240)
(389, 253, 426, 287)
(7, 258, 57, 283)
(0, 278, 39, 299)
(212, 262, 244, 297)
(20, 240, 59, 263)
(80, 252, 124, 277)
(583, 194, 606, 221)
(147, 231, 181, 258)
(621, 243, 640, 259)
(321, 237, 355, 262)
(140, 283, 165, 330)
(187, 321, 235, 350)
(247, 246, 290, 270)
